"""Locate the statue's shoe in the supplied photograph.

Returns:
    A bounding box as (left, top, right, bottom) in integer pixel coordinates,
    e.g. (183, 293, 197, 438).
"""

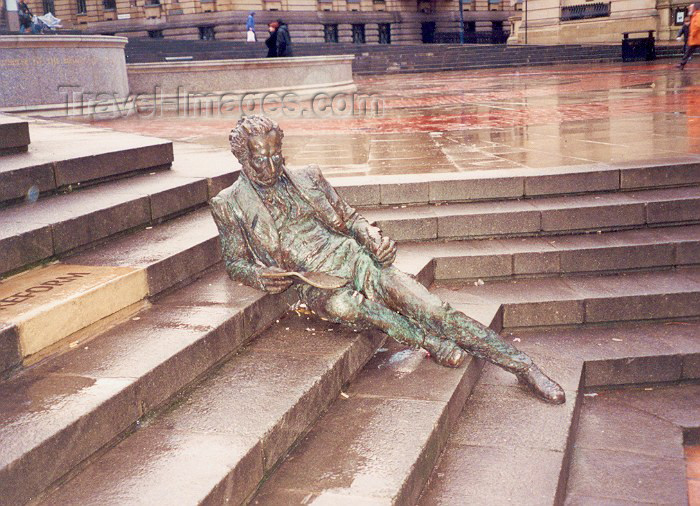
(517, 365, 566, 404)
(423, 336, 466, 368)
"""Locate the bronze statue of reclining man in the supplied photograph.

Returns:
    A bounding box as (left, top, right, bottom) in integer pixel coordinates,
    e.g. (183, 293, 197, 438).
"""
(210, 115, 565, 404)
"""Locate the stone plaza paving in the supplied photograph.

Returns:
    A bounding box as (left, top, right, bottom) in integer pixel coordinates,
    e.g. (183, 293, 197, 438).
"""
(1, 60, 699, 504)
(81, 61, 700, 177)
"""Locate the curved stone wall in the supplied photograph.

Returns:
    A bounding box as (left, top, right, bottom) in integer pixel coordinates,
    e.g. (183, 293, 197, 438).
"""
(0, 35, 129, 109)
(127, 55, 357, 102)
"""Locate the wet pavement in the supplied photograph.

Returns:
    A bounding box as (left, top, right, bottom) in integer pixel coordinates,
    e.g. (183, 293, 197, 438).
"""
(72, 61, 700, 177)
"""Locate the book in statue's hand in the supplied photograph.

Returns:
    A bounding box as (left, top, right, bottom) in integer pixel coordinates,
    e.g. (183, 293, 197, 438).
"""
(260, 271, 348, 289)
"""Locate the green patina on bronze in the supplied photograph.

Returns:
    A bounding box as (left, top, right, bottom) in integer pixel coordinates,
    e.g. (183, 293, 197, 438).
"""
(210, 115, 565, 404)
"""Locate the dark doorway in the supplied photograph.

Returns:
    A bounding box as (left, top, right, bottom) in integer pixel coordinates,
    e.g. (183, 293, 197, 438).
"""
(352, 24, 365, 44)
(324, 24, 339, 43)
(378, 23, 391, 44)
(421, 21, 435, 43)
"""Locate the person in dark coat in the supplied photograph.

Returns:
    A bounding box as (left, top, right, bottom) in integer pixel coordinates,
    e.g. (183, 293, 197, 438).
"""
(677, 16, 691, 53)
(266, 21, 279, 57)
(276, 19, 293, 57)
(17, 0, 33, 33)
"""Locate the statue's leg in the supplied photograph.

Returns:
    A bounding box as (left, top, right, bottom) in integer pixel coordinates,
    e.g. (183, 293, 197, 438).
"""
(303, 287, 465, 367)
(367, 266, 565, 404)
(364, 266, 530, 371)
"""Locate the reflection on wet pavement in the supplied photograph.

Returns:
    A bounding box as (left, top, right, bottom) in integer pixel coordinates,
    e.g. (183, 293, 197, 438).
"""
(76, 62, 700, 177)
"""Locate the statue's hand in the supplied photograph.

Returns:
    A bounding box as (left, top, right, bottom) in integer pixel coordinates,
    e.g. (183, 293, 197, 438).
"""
(259, 266, 294, 294)
(372, 236, 397, 266)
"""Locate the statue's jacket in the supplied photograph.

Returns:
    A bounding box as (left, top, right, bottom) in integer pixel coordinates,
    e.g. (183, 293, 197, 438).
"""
(209, 164, 382, 290)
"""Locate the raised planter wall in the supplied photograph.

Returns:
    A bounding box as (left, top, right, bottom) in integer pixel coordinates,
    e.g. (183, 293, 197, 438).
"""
(127, 54, 357, 100)
(0, 35, 129, 108)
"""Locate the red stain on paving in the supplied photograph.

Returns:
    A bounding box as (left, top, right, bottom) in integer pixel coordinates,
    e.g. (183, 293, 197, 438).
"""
(69, 61, 700, 176)
(688, 445, 700, 506)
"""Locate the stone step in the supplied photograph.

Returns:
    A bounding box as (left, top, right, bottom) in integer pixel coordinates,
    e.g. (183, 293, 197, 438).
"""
(34, 311, 384, 506)
(419, 320, 700, 505)
(0, 114, 30, 155)
(0, 150, 234, 277)
(252, 306, 499, 504)
(433, 267, 700, 329)
(565, 383, 699, 505)
(397, 224, 700, 282)
(332, 157, 700, 208)
(0, 208, 222, 376)
(363, 186, 700, 242)
(0, 269, 297, 506)
(0, 119, 174, 207)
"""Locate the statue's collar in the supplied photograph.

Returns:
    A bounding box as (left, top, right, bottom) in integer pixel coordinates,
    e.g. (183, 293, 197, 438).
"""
(248, 171, 290, 197)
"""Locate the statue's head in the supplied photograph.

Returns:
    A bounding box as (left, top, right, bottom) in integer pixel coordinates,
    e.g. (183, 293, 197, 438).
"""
(230, 115, 285, 187)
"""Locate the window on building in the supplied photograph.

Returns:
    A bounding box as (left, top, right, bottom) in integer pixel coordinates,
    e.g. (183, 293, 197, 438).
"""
(324, 24, 339, 42)
(145, 0, 160, 5)
(148, 29, 164, 38)
(466, 21, 476, 32)
(417, 0, 432, 13)
(199, 26, 215, 39)
(492, 20, 503, 31)
(103, 0, 116, 10)
(378, 23, 390, 44)
(352, 23, 365, 43)
(42, 0, 54, 13)
(76, 0, 87, 13)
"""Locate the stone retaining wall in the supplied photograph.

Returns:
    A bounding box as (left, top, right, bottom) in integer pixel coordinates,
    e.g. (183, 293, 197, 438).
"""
(0, 35, 129, 108)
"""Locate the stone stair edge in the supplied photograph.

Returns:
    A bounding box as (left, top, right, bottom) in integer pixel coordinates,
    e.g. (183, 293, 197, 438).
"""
(0, 227, 437, 503)
(0, 161, 237, 279)
(436, 267, 700, 329)
(250, 336, 489, 504)
(0, 113, 30, 155)
(0, 270, 298, 506)
(252, 316, 699, 504)
(402, 224, 700, 282)
(0, 123, 175, 207)
(329, 156, 700, 207)
(4, 248, 696, 502)
(3, 181, 697, 376)
(418, 320, 700, 505)
(368, 185, 700, 242)
(0, 208, 222, 378)
(36, 318, 387, 506)
(40, 301, 501, 506)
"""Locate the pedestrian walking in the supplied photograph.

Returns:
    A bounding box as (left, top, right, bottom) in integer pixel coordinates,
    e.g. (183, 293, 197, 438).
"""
(677, 15, 691, 53)
(276, 19, 293, 57)
(246, 11, 256, 42)
(679, 2, 700, 69)
(266, 21, 279, 57)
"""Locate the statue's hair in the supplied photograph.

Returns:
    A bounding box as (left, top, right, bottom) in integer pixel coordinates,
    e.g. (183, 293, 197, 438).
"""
(229, 115, 283, 164)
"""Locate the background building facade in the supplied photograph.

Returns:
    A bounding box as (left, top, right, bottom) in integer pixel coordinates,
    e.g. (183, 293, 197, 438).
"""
(512, 0, 691, 43)
(13, 0, 515, 43)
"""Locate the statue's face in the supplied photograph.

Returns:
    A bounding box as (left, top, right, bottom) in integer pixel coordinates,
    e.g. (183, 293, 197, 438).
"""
(244, 129, 284, 186)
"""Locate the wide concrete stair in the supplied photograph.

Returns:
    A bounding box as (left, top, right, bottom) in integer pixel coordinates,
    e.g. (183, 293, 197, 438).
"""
(1, 118, 698, 505)
(123, 39, 648, 74)
(0, 118, 237, 376)
(251, 159, 700, 503)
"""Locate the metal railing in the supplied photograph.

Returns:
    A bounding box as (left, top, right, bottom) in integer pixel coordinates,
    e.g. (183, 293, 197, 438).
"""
(561, 2, 610, 21)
